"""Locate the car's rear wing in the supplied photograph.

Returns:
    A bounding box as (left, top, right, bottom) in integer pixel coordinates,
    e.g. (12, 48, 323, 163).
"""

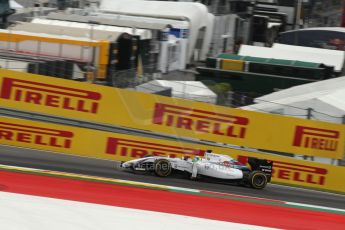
(248, 157, 273, 182)
(238, 156, 273, 182)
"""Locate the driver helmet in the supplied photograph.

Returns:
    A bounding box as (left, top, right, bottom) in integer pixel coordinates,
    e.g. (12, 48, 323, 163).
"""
(193, 156, 202, 162)
(205, 149, 213, 160)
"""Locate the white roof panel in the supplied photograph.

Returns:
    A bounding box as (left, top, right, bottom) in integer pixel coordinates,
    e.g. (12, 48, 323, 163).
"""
(256, 76, 345, 102)
(318, 90, 345, 112)
(10, 0, 23, 9)
(0, 29, 98, 42)
(31, 18, 151, 40)
(239, 44, 345, 71)
(100, 0, 211, 61)
(273, 43, 345, 59)
(47, 12, 172, 30)
(242, 78, 345, 123)
(10, 22, 126, 42)
(282, 27, 345, 33)
(136, 80, 217, 104)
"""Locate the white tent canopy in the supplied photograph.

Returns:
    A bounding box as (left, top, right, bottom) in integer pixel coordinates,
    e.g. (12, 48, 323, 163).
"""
(239, 43, 345, 72)
(136, 80, 217, 104)
(10, 0, 23, 9)
(242, 77, 345, 124)
(255, 76, 345, 102)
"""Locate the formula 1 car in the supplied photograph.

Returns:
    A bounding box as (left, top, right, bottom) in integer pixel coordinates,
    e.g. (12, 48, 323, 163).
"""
(121, 151, 273, 189)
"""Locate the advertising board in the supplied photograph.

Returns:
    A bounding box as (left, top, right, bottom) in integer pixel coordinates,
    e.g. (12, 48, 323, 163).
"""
(0, 69, 344, 158)
(1, 117, 344, 193)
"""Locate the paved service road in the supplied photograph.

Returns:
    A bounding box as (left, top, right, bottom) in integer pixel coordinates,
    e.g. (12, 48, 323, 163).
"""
(1, 145, 345, 209)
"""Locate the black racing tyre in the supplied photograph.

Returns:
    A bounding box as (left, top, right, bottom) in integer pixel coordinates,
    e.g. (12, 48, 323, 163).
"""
(154, 159, 172, 177)
(248, 171, 268, 189)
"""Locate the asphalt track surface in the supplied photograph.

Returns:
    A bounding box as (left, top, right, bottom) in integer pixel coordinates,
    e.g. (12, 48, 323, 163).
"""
(1, 145, 345, 209)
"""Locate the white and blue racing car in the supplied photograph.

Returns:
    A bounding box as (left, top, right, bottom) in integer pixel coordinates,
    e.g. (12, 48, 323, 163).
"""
(121, 151, 273, 189)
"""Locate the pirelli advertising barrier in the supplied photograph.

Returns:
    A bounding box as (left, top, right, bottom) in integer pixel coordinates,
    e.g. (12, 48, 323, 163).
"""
(1, 117, 345, 193)
(0, 69, 344, 159)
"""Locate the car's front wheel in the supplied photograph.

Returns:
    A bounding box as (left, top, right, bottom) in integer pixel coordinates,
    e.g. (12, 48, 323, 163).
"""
(154, 159, 172, 177)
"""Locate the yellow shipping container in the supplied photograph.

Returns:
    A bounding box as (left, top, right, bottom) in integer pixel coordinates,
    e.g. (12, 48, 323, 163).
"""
(221, 59, 244, 71)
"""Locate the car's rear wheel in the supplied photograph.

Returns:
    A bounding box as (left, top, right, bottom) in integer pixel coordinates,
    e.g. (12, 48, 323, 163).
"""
(154, 159, 172, 177)
(248, 171, 268, 189)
